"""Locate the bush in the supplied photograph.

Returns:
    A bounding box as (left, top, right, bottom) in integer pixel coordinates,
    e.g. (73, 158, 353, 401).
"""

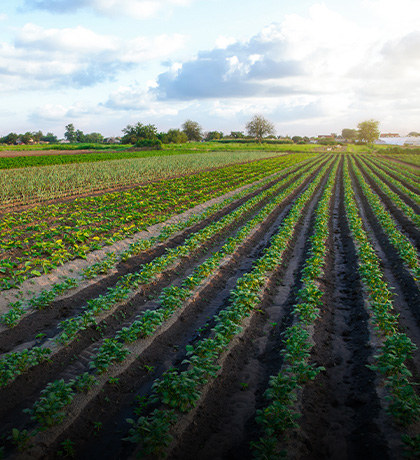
(134, 139, 163, 149)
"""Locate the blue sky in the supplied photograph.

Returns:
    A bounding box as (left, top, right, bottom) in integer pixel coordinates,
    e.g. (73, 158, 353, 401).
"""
(0, 0, 419, 138)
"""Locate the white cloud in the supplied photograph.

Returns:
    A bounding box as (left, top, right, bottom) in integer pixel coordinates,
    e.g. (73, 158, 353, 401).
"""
(0, 24, 185, 89)
(215, 35, 237, 49)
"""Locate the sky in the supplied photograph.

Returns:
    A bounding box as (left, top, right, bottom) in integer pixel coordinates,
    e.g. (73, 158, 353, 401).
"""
(0, 0, 419, 138)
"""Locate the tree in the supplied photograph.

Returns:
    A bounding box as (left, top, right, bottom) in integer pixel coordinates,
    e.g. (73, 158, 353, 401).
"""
(166, 129, 188, 144)
(64, 124, 76, 142)
(342, 128, 358, 142)
(245, 115, 275, 143)
(357, 119, 380, 143)
(121, 122, 158, 144)
(0, 132, 18, 144)
(292, 136, 303, 144)
(182, 120, 203, 142)
(75, 129, 85, 143)
(84, 132, 104, 143)
(229, 131, 244, 139)
(205, 131, 223, 141)
(41, 132, 58, 143)
(408, 131, 420, 137)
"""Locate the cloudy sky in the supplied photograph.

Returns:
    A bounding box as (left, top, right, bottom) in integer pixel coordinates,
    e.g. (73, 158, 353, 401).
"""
(0, 0, 419, 138)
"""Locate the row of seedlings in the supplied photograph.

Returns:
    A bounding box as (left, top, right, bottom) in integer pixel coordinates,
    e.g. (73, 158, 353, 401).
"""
(251, 158, 338, 459)
(372, 155, 420, 185)
(0, 154, 314, 290)
(356, 156, 420, 229)
(94, 158, 330, 371)
(0, 158, 323, 391)
(0, 154, 316, 329)
(121, 158, 334, 458)
(349, 156, 420, 281)
(0, 157, 330, 456)
(361, 156, 420, 207)
(343, 157, 420, 455)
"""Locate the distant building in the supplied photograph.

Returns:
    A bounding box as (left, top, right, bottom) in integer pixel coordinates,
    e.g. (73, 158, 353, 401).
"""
(404, 138, 420, 146)
(380, 133, 400, 138)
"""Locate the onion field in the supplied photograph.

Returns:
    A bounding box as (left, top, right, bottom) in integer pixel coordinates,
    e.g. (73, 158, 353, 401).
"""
(0, 150, 419, 459)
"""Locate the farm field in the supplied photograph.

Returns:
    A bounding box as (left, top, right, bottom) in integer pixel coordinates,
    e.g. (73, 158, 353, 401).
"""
(0, 149, 419, 459)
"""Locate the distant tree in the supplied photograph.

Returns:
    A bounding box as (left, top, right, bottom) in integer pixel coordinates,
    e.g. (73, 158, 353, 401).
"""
(182, 120, 203, 142)
(245, 115, 275, 143)
(75, 129, 85, 143)
(122, 122, 158, 144)
(230, 131, 245, 139)
(342, 128, 358, 142)
(205, 131, 223, 141)
(21, 132, 33, 144)
(0, 132, 18, 144)
(357, 119, 380, 143)
(84, 132, 104, 143)
(166, 129, 188, 144)
(31, 131, 43, 143)
(41, 132, 58, 143)
(292, 136, 303, 144)
(64, 124, 76, 142)
(408, 131, 420, 137)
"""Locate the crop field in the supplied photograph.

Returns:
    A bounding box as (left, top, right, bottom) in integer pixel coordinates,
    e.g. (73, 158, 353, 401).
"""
(0, 149, 419, 459)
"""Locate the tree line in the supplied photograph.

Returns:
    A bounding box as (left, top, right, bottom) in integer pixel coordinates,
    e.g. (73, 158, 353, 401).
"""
(0, 117, 391, 146)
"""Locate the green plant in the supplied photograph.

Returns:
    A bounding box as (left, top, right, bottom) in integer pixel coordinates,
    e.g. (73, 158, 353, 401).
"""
(57, 438, 76, 458)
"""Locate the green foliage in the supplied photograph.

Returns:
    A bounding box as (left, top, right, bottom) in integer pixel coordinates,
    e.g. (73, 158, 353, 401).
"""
(182, 119, 203, 141)
(121, 122, 158, 144)
(24, 379, 75, 427)
(357, 119, 380, 143)
(342, 128, 358, 141)
(134, 138, 163, 149)
(245, 115, 275, 143)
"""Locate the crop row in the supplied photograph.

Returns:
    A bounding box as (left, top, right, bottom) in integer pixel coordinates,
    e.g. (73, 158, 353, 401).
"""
(378, 157, 420, 184)
(121, 157, 333, 458)
(356, 156, 420, 229)
(0, 150, 294, 207)
(251, 158, 338, 459)
(350, 156, 420, 281)
(343, 158, 419, 450)
(0, 158, 332, 457)
(0, 158, 322, 388)
(0, 154, 314, 290)
(361, 156, 420, 207)
(0, 157, 315, 329)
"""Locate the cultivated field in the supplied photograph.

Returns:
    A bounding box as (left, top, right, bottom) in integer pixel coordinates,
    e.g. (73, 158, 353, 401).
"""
(0, 148, 419, 459)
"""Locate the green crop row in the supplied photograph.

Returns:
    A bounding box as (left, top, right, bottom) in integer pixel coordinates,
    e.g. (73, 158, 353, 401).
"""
(0, 159, 331, 455)
(123, 158, 333, 458)
(356, 156, 420, 229)
(1, 165, 302, 328)
(0, 154, 312, 290)
(372, 155, 420, 184)
(362, 156, 420, 207)
(111, 160, 323, 349)
(0, 159, 318, 387)
(350, 157, 420, 281)
(57, 165, 314, 347)
(343, 159, 420, 440)
(0, 150, 292, 207)
(251, 159, 338, 459)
